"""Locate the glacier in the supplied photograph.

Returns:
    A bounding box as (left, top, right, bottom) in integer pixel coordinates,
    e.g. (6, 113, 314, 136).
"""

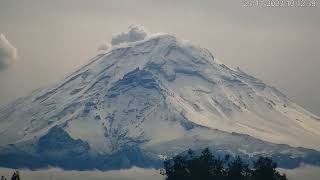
(0, 27, 320, 170)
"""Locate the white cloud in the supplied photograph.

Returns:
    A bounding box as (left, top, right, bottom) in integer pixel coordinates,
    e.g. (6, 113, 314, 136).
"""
(0, 167, 164, 180)
(97, 43, 110, 52)
(111, 25, 149, 46)
(279, 165, 320, 180)
(0, 34, 17, 70)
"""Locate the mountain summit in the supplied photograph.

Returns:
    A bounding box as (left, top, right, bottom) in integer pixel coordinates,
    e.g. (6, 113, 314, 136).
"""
(1, 26, 320, 170)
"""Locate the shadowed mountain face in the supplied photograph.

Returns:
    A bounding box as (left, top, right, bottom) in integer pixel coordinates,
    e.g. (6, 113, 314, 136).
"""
(0, 28, 320, 170)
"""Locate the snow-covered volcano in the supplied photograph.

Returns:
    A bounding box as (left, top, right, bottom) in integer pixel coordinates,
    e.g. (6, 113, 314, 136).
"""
(1, 26, 320, 170)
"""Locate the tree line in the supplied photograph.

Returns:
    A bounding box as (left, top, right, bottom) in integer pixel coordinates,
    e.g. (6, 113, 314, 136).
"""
(162, 148, 287, 180)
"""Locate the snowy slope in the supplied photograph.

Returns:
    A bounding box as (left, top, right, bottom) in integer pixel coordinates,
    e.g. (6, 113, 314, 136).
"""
(0, 26, 320, 169)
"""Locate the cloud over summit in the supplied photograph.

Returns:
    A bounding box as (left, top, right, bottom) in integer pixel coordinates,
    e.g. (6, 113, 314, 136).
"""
(0, 34, 17, 70)
(111, 25, 149, 46)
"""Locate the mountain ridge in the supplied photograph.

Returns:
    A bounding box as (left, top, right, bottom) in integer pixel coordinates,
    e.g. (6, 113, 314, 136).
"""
(0, 26, 320, 169)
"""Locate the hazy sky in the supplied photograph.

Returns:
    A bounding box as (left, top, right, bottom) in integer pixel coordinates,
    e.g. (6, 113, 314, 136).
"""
(0, 0, 319, 116)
